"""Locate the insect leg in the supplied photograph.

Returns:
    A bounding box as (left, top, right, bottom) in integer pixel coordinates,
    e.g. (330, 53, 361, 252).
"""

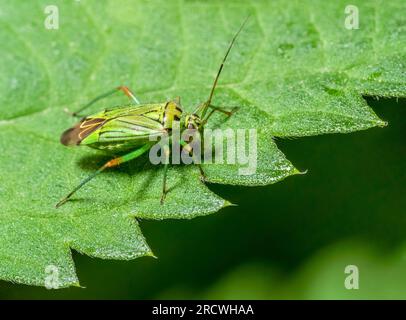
(179, 140, 206, 181)
(160, 144, 171, 205)
(66, 86, 141, 117)
(56, 144, 151, 208)
(118, 86, 140, 104)
(208, 105, 239, 116)
(200, 106, 239, 127)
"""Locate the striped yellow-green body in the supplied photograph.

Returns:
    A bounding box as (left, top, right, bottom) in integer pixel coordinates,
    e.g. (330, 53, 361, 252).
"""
(61, 100, 183, 152)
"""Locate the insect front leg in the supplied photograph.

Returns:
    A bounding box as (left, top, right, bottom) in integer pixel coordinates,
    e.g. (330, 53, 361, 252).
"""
(179, 140, 206, 181)
(65, 86, 141, 118)
(160, 144, 170, 205)
(159, 139, 205, 205)
(56, 144, 151, 208)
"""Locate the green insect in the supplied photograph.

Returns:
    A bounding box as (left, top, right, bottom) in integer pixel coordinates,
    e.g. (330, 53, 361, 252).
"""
(56, 18, 249, 208)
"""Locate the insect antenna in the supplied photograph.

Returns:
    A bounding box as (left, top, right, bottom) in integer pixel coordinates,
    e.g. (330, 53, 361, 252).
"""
(201, 15, 250, 118)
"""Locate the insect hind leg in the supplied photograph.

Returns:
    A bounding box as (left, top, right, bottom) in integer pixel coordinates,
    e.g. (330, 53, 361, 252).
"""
(117, 86, 140, 104)
(65, 86, 141, 118)
(56, 144, 150, 208)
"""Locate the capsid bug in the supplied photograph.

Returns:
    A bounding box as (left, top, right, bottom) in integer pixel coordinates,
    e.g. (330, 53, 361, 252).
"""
(56, 17, 249, 208)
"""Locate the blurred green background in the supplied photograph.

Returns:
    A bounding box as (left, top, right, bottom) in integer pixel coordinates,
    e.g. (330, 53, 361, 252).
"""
(0, 97, 404, 299)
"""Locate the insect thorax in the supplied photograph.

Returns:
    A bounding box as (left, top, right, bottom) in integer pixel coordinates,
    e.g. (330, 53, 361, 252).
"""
(162, 100, 183, 129)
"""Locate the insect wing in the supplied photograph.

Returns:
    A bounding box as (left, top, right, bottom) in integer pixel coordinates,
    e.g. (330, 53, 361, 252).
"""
(60, 117, 106, 146)
(98, 112, 165, 142)
(84, 104, 167, 149)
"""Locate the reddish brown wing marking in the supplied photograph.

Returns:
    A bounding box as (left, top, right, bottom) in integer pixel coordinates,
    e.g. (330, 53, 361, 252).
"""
(60, 118, 106, 146)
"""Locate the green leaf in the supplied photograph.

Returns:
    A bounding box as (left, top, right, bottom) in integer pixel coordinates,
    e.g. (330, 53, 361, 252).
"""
(0, 0, 404, 287)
